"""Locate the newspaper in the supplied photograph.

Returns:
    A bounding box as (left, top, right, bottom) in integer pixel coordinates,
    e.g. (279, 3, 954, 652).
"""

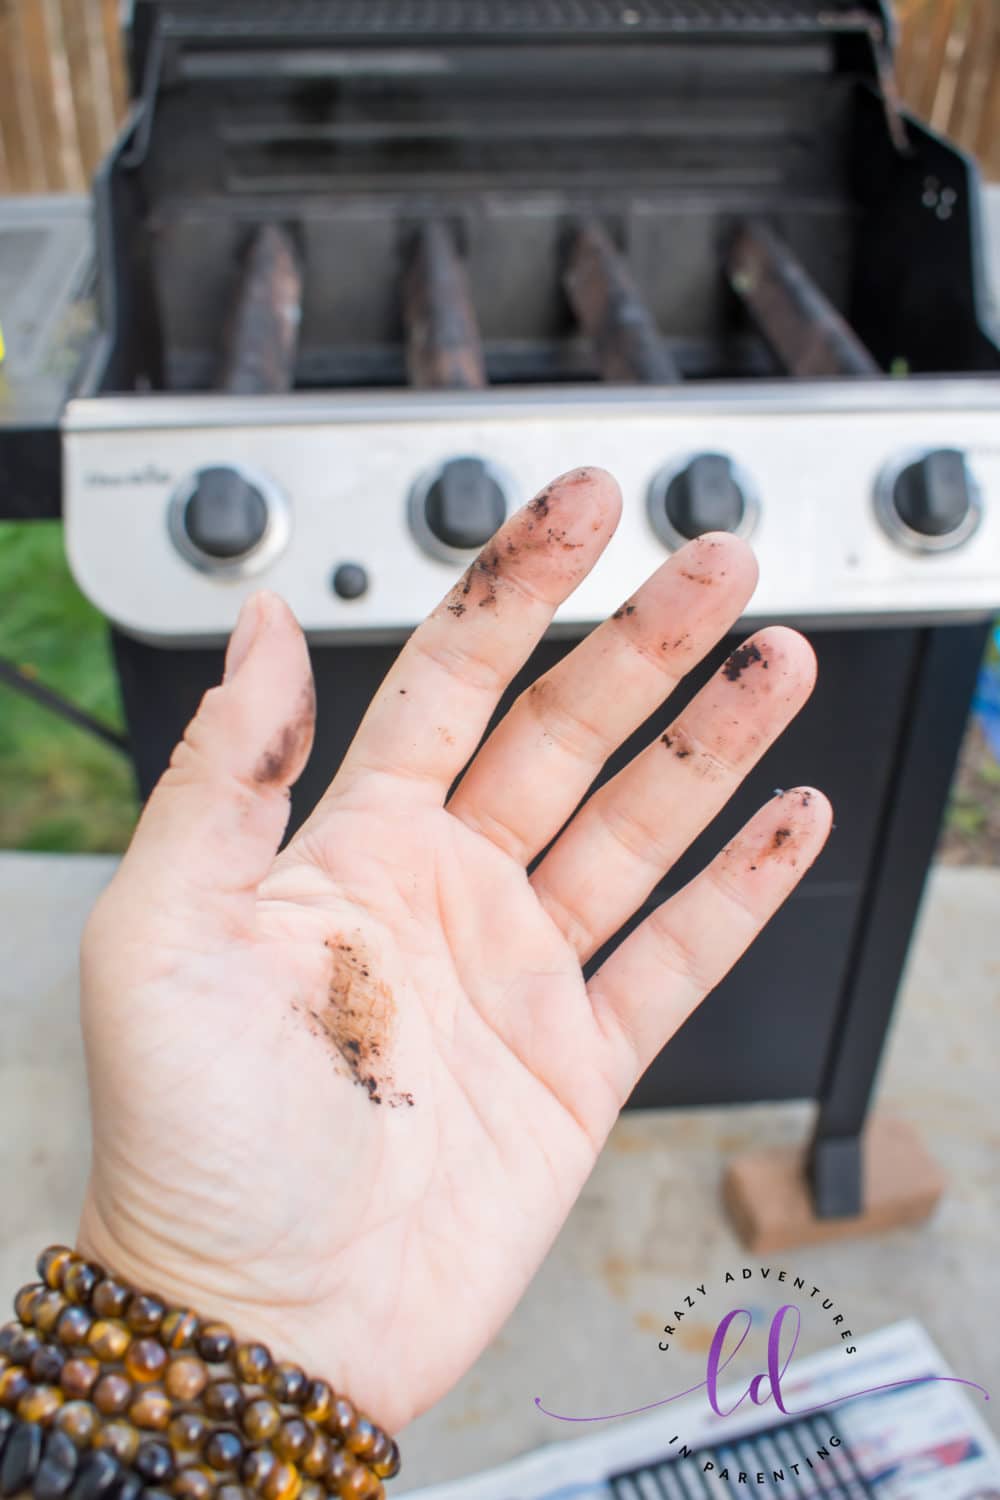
(402, 1322, 999, 1500)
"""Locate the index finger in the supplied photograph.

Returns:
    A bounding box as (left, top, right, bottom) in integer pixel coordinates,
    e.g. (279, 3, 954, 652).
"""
(323, 466, 623, 803)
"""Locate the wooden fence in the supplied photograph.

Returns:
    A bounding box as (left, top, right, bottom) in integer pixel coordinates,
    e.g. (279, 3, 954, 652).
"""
(0, 0, 997, 193)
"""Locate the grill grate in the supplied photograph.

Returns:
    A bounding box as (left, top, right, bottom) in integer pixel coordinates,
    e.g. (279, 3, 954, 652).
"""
(609, 1412, 876, 1498)
(158, 0, 879, 40)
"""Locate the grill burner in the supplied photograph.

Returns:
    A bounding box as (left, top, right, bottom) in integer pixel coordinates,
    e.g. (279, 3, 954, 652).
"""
(39, 0, 1000, 1227)
(564, 221, 682, 385)
(728, 219, 880, 377)
(404, 222, 487, 391)
(218, 225, 302, 395)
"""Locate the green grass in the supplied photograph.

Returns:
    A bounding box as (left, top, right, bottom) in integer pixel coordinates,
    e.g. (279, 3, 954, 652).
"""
(0, 522, 138, 852)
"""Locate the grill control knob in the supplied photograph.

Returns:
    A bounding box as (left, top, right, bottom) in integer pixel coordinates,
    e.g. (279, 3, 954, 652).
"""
(411, 457, 508, 557)
(648, 453, 758, 548)
(180, 467, 269, 559)
(887, 449, 978, 543)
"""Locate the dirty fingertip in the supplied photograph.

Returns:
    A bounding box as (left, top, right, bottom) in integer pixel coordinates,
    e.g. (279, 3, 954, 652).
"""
(541, 465, 623, 530)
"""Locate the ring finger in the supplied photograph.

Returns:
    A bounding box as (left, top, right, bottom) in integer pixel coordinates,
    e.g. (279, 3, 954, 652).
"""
(530, 625, 817, 961)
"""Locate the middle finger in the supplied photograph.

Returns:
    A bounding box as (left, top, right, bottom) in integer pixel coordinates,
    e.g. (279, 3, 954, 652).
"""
(447, 531, 758, 862)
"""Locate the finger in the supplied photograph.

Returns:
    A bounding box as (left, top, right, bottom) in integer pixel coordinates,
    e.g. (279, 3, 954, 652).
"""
(447, 532, 758, 861)
(311, 466, 622, 808)
(110, 591, 315, 924)
(587, 787, 832, 1084)
(532, 626, 816, 960)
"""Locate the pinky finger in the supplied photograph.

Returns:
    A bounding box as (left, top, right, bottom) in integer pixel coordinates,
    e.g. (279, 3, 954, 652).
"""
(587, 787, 833, 1087)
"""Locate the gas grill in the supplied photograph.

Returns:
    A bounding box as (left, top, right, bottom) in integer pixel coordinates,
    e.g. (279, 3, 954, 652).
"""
(12, 0, 1000, 1223)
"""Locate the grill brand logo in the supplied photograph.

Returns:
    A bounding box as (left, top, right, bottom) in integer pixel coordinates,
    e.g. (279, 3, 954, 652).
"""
(84, 465, 172, 487)
(534, 1265, 990, 1484)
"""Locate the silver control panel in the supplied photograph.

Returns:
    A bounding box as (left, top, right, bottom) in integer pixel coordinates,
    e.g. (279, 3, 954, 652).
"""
(63, 381, 1000, 643)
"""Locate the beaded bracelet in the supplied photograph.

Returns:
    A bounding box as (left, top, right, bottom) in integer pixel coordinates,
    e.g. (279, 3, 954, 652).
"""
(0, 1248, 399, 1500)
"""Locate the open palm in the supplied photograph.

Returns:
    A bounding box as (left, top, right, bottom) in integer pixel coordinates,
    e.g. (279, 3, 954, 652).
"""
(78, 467, 829, 1436)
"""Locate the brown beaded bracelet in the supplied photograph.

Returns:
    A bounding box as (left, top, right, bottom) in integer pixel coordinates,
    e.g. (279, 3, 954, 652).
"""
(0, 1248, 399, 1500)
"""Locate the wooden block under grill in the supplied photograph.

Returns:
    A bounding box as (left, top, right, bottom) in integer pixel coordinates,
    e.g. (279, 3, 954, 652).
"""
(723, 1114, 945, 1253)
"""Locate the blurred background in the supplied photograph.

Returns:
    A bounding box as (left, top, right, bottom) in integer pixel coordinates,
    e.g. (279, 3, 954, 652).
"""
(0, 0, 998, 856)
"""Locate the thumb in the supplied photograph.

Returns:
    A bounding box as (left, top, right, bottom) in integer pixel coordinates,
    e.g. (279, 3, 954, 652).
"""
(113, 590, 316, 922)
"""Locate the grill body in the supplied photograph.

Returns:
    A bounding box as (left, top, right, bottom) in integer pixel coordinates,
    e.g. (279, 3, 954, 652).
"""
(50, 0, 1000, 1218)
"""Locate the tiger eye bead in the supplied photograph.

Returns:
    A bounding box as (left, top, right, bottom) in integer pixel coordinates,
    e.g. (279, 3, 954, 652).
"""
(261, 1460, 301, 1500)
(168, 1411, 208, 1456)
(57, 1308, 94, 1348)
(268, 1365, 307, 1407)
(326, 1454, 363, 1499)
(172, 1467, 216, 1500)
(298, 1484, 324, 1500)
(30, 1345, 65, 1385)
(164, 1356, 208, 1403)
(134, 1439, 176, 1486)
(326, 1398, 358, 1444)
(124, 1338, 167, 1383)
(233, 1345, 271, 1387)
(92, 1372, 133, 1417)
(203, 1381, 243, 1421)
(195, 1325, 234, 1365)
(0, 1366, 31, 1409)
(344, 1419, 377, 1461)
(340, 1468, 380, 1500)
(14, 1283, 45, 1325)
(300, 1382, 333, 1426)
(217, 1488, 249, 1500)
(17, 1383, 64, 1423)
(129, 1385, 171, 1430)
(370, 1436, 399, 1480)
(301, 1432, 332, 1481)
(274, 1419, 310, 1464)
(204, 1431, 244, 1474)
(87, 1321, 130, 1363)
(241, 1399, 280, 1444)
(54, 1401, 99, 1448)
(0, 1324, 19, 1359)
(37, 1247, 75, 1291)
(90, 1282, 130, 1321)
(35, 1293, 69, 1336)
(241, 1450, 278, 1494)
(92, 1421, 140, 1465)
(324, 1452, 351, 1489)
(6, 1325, 42, 1364)
(59, 1359, 99, 1400)
(125, 1295, 165, 1337)
(160, 1311, 199, 1352)
(62, 1264, 100, 1309)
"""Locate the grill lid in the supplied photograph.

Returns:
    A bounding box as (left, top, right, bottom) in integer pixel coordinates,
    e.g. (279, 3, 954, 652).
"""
(126, 0, 893, 89)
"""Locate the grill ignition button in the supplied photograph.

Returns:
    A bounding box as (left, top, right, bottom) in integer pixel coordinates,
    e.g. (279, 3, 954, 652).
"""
(647, 452, 759, 549)
(409, 456, 508, 560)
(881, 448, 982, 550)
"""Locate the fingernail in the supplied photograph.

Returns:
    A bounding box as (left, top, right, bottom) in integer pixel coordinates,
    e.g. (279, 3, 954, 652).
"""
(224, 594, 263, 681)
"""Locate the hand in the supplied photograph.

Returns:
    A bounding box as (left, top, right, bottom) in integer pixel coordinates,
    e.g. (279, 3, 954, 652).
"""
(78, 467, 830, 1433)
